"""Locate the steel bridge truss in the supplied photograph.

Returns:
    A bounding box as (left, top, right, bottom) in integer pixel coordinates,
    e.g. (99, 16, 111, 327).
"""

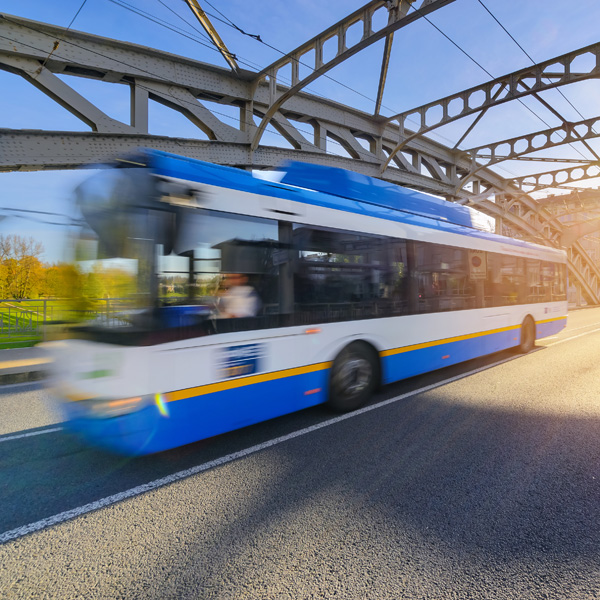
(1, 2, 600, 303)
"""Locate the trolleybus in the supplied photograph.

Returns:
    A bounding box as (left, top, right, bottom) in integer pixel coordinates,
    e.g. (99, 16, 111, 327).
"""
(47, 150, 568, 454)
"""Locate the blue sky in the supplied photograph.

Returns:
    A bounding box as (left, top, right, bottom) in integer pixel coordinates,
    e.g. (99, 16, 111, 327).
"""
(2, 0, 600, 261)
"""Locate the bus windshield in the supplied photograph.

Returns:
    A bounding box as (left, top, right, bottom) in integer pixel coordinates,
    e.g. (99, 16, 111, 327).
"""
(73, 167, 177, 323)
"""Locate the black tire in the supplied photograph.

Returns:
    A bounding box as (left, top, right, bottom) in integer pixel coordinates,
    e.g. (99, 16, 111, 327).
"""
(328, 342, 379, 412)
(518, 316, 536, 353)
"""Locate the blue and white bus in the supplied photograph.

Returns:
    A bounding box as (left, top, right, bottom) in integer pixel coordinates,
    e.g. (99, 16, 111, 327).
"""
(47, 150, 568, 455)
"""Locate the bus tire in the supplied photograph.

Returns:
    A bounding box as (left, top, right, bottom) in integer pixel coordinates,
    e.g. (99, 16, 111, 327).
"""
(518, 316, 536, 353)
(328, 342, 379, 412)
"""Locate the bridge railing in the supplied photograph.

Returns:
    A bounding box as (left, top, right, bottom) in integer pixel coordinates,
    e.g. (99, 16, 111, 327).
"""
(0, 298, 136, 348)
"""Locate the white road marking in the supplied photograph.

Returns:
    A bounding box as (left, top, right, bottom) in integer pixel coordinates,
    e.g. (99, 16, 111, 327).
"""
(0, 427, 63, 443)
(559, 320, 600, 334)
(544, 326, 600, 347)
(1, 322, 599, 544)
(0, 352, 523, 545)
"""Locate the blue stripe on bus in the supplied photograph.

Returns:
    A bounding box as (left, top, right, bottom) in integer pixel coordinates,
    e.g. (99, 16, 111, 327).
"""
(66, 367, 329, 455)
(65, 316, 566, 455)
(145, 149, 563, 257)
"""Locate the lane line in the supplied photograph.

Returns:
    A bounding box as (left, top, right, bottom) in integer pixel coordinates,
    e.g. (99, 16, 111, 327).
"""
(1, 322, 598, 544)
(0, 352, 524, 545)
(544, 326, 600, 347)
(0, 427, 63, 443)
(560, 321, 600, 334)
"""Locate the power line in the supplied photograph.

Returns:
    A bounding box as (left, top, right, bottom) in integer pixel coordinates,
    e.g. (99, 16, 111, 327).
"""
(106, 0, 333, 99)
(0, 20, 383, 166)
(477, 0, 598, 153)
(37, 0, 90, 74)
(66, 0, 90, 30)
(0, 206, 82, 227)
(407, 1, 596, 170)
(106, 0, 220, 53)
(153, 0, 215, 46)
(187, 1, 460, 147)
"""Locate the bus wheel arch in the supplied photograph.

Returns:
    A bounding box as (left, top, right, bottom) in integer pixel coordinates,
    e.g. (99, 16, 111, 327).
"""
(518, 315, 536, 353)
(327, 341, 380, 413)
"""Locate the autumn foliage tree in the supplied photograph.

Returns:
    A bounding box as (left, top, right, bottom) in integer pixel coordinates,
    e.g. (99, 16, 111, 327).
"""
(0, 235, 45, 299)
(0, 234, 138, 301)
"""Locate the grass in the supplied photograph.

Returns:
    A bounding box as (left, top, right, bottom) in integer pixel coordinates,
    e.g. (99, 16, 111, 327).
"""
(0, 337, 40, 350)
(0, 299, 89, 348)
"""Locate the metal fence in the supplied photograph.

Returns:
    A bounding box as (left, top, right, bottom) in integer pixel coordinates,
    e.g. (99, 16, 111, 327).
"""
(0, 298, 134, 345)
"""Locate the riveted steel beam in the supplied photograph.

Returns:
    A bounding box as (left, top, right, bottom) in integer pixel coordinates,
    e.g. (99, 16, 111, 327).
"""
(381, 41, 600, 172)
(536, 188, 600, 208)
(561, 217, 600, 247)
(464, 116, 600, 170)
(249, 0, 456, 151)
(0, 128, 459, 195)
(511, 163, 600, 193)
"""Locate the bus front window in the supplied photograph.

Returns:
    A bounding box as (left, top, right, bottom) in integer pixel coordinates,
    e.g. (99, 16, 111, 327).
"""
(72, 167, 175, 327)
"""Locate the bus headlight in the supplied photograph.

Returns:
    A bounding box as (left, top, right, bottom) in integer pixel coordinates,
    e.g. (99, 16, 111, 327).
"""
(79, 394, 152, 418)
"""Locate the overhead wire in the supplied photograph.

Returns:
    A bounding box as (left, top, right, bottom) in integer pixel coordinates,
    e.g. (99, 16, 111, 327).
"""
(181, 0, 460, 147)
(477, 0, 591, 124)
(106, 0, 223, 53)
(66, 0, 90, 30)
(0, 206, 82, 227)
(194, 0, 575, 176)
(9, 1, 586, 187)
(403, 0, 597, 186)
(476, 0, 599, 163)
(37, 0, 90, 74)
(0, 17, 383, 168)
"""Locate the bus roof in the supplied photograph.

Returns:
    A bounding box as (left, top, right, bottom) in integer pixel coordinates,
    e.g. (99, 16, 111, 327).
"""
(279, 160, 473, 228)
(142, 149, 565, 260)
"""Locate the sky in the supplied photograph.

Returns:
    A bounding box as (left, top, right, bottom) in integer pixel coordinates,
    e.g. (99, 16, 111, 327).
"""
(1, 0, 600, 262)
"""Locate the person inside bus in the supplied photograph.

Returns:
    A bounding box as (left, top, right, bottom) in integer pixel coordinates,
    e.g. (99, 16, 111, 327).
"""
(217, 273, 261, 318)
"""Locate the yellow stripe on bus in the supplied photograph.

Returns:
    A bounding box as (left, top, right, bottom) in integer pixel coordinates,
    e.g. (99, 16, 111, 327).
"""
(380, 324, 520, 358)
(379, 315, 566, 358)
(536, 316, 567, 325)
(165, 361, 332, 403)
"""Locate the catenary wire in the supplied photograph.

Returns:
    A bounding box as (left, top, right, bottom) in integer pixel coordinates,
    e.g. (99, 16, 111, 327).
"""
(0, 21, 386, 169)
(477, 0, 598, 161)
(0, 9, 524, 185)
(201, 0, 594, 173)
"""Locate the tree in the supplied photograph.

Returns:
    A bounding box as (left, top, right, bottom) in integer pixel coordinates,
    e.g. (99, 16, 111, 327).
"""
(0, 235, 45, 299)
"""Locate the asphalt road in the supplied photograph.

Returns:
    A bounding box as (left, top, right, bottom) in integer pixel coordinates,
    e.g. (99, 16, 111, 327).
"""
(1, 309, 600, 599)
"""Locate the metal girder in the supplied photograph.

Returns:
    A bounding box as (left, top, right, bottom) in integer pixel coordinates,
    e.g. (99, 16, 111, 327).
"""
(1, 12, 600, 303)
(567, 244, 600, 303)
(0, 13, 471, 173)
(249, 0, 456, 151)
(464, 116, 600, 170)
(0, 55, 136, 134)
(0, 14, 492, 197)
(381, 41, 600, 172)
(0, 128, 459, 193)
(476, 156, 595, 164)
(511, 163, 600, 193)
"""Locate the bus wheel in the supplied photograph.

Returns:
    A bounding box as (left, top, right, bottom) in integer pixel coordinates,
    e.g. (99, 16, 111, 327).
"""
(518, 316, 536, 353)
(328, 342, 378, 412)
